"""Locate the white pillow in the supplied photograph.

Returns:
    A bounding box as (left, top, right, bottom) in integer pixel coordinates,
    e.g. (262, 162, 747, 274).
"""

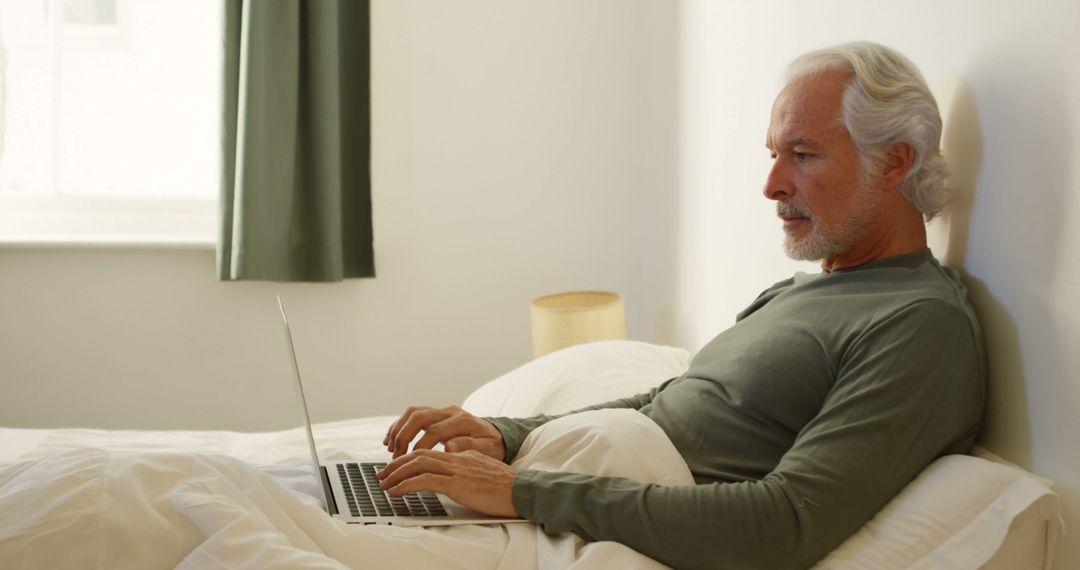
(461, 340, 690, 417)
(814, 450, 1063, 569)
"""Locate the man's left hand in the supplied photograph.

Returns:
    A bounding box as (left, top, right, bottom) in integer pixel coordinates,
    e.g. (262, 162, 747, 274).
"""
(376, 449, 520, 518)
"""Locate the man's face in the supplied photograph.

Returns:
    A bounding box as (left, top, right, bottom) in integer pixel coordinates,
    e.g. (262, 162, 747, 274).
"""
(763, 70, 883, 262)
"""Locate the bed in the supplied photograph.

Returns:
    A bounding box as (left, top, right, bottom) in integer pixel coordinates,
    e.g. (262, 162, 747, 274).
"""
(0, 341, 1064, 569)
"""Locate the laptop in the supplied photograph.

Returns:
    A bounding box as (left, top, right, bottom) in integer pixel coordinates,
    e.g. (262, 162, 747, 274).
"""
(277, 295, 527, 526)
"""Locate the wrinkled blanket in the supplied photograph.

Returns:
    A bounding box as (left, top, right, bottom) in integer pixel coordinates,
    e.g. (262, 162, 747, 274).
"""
(0, 410, 689, 569)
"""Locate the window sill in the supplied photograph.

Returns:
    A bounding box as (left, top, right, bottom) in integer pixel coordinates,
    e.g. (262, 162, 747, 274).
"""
(0, 235, 216, 249)
(0, 196, 217, 249)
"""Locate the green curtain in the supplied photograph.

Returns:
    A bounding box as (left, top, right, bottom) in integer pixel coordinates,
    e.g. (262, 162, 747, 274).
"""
(219, 0, 374, 282)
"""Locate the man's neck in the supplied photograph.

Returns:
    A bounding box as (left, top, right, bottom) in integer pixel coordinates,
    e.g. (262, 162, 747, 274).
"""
(821, 212, 928, 273)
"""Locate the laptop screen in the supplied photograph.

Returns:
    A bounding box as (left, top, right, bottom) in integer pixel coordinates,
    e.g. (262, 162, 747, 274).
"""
(277, 295, 333, 514)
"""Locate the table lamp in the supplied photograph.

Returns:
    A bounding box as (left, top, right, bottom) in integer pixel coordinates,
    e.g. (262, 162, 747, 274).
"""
(530, 291, 626, 358)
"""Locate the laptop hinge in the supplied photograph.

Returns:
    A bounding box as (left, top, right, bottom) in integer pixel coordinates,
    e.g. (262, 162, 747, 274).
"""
(320, 465, 339, 515)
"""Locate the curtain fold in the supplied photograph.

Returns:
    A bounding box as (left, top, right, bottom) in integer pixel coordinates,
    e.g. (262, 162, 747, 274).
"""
(219, 0, 374, 282)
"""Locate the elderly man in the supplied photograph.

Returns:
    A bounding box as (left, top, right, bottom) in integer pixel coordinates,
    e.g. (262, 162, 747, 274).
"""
(378, 42, 985, 569)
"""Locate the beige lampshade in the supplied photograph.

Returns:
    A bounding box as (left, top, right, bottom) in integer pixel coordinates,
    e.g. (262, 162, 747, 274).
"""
(530, 291, 626, 358)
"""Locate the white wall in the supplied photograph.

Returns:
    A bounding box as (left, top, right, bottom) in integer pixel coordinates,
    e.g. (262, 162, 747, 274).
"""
(0, 1, 680, 431)
(677, 1, 1080, 567)
(4, 1, 1077, 566)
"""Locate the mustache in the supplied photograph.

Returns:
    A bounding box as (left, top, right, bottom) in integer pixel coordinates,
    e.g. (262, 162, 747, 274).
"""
(776, 202, 811, 219)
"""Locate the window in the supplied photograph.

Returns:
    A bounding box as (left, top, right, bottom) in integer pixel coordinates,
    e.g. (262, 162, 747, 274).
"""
(0, 0, 221, 245)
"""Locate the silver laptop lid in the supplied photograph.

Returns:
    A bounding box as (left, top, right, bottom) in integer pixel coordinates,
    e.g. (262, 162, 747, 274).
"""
(277, 295, 332, 514)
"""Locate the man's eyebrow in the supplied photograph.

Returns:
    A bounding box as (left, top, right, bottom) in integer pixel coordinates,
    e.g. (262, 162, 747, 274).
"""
(766, 137, 820, 151)
(784, 137, 819, 148)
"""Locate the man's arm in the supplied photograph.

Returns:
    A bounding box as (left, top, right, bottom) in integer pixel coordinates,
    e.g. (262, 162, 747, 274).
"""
(377, 379, 678, 519)
(486, 377, 677, 462)
(375, 383, 677, 519)
(384, 378, 678, 461)
(510, 301, 984, 569)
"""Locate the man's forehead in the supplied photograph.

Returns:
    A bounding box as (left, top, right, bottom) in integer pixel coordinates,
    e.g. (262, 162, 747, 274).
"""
(766, 108, 826, 149)
(766, 72, 850, 149)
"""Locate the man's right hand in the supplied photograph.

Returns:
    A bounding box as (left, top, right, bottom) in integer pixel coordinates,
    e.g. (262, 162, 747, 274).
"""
(383, 405, 507, 461)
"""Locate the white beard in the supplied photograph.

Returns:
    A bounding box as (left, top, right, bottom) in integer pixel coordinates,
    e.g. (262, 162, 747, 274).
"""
(782, 187, 884, 262)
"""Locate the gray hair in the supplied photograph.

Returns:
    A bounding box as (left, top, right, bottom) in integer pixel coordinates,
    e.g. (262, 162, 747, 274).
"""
(785, 42, 948, 220)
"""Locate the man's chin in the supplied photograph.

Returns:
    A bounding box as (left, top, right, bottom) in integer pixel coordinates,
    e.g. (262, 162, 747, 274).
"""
(783, 236, 836, 262)
(783, 246, 823, 262)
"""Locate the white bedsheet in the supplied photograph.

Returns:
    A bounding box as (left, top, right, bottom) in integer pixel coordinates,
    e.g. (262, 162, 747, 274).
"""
(0, 410, 685, 569)
(0, 341, 1063, 568)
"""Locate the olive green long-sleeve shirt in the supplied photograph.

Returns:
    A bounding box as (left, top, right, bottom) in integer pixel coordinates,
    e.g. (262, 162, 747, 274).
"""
(487, 250, 985, 569)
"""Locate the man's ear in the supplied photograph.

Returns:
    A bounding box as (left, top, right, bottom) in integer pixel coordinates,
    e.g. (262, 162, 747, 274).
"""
(881, 142, 916, 190)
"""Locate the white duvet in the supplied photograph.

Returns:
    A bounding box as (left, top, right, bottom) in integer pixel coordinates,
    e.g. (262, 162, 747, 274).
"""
(0, 410, 688, 569)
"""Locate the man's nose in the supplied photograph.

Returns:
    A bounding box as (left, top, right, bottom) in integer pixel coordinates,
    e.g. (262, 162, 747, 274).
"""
(762, 160, 792, 202)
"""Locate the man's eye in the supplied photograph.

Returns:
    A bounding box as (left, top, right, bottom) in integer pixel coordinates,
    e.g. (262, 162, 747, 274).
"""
(794, 152, 812, 162)
(769, 151, 778, 160)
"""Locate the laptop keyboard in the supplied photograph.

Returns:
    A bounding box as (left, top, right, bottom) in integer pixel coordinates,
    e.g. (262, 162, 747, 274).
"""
(337, 462, 448, 518)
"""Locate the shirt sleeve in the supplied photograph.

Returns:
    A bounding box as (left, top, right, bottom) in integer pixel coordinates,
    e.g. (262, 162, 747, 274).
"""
(510, 300, 985, 569)
(485, 378, 678, 463)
